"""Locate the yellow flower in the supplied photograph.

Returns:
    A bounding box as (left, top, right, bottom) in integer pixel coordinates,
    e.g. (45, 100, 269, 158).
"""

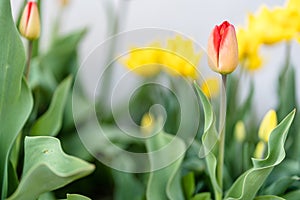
(237, 0, 300, 71)
(254, 141, 266, 159)
(201, 77, 220, 99)
(122, 36, 201, 79)
(123, 42, 162, 77)
(258, 110, 278, 142)
(141, 113, 154, 135)
(234, 120, 246, 142)
(237, 28, 263, 71)
(163, 35, 201, 78)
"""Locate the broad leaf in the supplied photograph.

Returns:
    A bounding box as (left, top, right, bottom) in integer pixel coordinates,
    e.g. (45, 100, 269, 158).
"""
(7, 136, 95, 200)
(191, 193, 211, 200)
(182, 172, 195, 199)
(146, 131, 185, 200)
(66, 194, 91, 200)
(112, 170, 144, 200)
(282, 190, 300, 200)
(39, 29, 87, 81)
(194, 82, 220, 196)
(30, 76, 72, 136)
(225, 110, 296, 200)
(0, 0, 33, 198)
(254, 195, 285, 200)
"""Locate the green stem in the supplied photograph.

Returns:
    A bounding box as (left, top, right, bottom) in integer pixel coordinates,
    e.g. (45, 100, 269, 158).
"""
(216, 74, 227, 200)
(25, 41, 33, 80)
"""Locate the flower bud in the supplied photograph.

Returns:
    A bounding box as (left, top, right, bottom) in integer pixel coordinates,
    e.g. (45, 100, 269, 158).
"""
(207, 21, 239, 74)
(19, 1, 41, 40)
(234, 120, 246, 142)
(141, 113, 155, 135)
(258, 110, 277, 142)
(254, 141, 266, 159)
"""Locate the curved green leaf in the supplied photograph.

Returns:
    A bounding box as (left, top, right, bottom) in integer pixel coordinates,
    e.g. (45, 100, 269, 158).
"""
(194, 82, 220, 195)
(0, 1, 33, 198)
(282, 190, 300, 200)
(66, 194, 91, 200)
(30, 76, 72, 136)
(7, 136, 95, 200)
(191, 192, 211, 200)
(146, 131, 185, 200)
(182, 172, 195, 199)
(254, 195, 285, 200)
(225, 110, 296, 200)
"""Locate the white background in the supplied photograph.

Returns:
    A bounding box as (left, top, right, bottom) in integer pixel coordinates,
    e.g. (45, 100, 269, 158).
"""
(11, 0, 300, 118)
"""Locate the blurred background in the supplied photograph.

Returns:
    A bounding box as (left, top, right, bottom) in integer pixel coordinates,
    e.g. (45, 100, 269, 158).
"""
(11, 0, 300, 118)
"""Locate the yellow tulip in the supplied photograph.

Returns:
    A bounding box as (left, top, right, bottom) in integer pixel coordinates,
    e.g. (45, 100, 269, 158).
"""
(234, 120, 246, 142)
(258, 110, 278, 142)
(254, 141, 266, 159)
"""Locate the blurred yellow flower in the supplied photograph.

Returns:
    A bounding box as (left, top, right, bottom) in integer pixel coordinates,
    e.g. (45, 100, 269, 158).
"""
(163, 36, 201, 78)
(237, 28, 263, 71)
(238, 0, 300, 71)
(122, 36, 201, 79)
(141, 113, 154, 135)
(258, 110, 278, 142)
(123, 42, 162, 77)
(201, 77, 219, 99)
(234, 120, 246, 142)
(60, 0, 70, 7)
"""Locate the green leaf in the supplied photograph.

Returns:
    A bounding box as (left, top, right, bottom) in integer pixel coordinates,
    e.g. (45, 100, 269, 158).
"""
(282, 190, 300, 200)
(191, 193, 211, 200)
(37, 192, 56, 200)
(225, 110, 296, 200)
(7, 136, 95, 200)
(66, 194, 91, 200)
(254, 195, 285, 200)
(40, 29, 87, 81)
(182, 172, 195, 199)
(193, 82, 220, 195)
(112, 170, 144, 200)
(0, 0, 33, 198)
(30, 76, 72, 136)
(264, 176, 299, 196)
(146, 131, 185, 200)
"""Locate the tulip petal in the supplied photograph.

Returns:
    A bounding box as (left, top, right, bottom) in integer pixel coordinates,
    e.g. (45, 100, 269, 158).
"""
(207, 26, 219, 72)
(218, 25, 239, 74)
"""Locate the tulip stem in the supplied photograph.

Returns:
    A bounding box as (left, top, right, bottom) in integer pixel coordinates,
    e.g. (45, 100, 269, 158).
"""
(217, 74, 227, 199)
(25, 41, 33, 80)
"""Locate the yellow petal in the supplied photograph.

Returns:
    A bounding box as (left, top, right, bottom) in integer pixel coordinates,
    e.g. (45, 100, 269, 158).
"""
(254, 141, 266, 159)
(258, 110, 278, 142)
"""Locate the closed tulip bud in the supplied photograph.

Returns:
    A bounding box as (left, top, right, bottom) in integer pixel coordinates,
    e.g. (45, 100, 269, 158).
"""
(19, 1, 41, 40)
(207, 21, 239, 74)
(258, 110, 277, 142)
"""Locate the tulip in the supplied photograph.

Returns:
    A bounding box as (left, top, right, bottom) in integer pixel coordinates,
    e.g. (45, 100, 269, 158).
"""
(258, 110, 277, 142)
(19, 1, 41, 40)
(207, 21, 239, 74)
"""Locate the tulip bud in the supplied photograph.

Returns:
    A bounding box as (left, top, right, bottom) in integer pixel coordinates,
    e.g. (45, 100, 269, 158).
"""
(141, 113, 155, 135)
(19, 1, 41, 40)
(207, 21, 239, 74)
(254, 141, 266, 159)
(258, 110, 277, 142)
(234, 120, 246, 142)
